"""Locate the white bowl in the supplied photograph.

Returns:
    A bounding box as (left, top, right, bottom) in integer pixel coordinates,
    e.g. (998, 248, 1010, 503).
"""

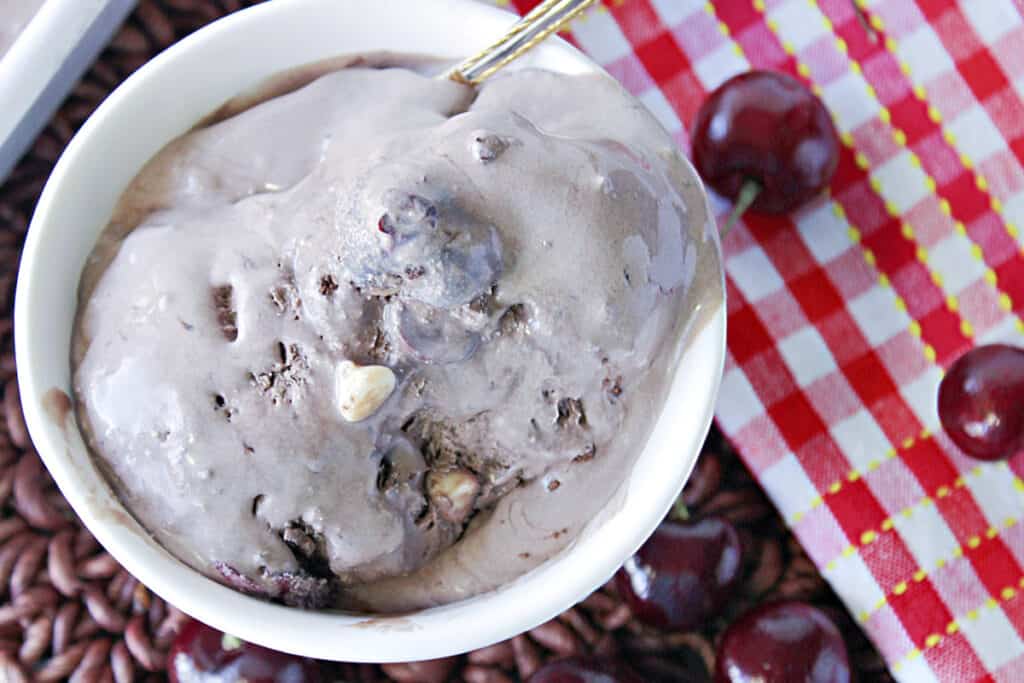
(0, 0, 136, 182)
(14, 0, 725, 663)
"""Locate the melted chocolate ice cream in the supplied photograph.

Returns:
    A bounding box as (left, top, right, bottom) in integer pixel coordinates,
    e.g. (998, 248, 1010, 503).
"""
(72, 55, 721, 611)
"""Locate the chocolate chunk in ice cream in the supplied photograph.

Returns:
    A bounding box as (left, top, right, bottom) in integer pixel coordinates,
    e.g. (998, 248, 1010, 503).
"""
(71, 55, 721, 611)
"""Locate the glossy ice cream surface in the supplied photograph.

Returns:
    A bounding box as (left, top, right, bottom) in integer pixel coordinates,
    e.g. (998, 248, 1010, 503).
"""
(72, 55, 721, 612)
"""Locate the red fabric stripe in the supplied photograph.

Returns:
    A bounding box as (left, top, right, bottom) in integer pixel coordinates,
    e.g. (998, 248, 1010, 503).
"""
(832, 8, 876, 64)
(917, 307, 971, 366)
(900, 438, 958, 494)
(827, 479, 889, 543)
(899, 437, 1024, 634)
(830, 148, 869, 194)
(656, 13, 927, 476)
(916, 0, 1024, 173)
(608, 0, 665, 47)
(740, 199, 924, 447)
(967, 538, 1020, 597)
(817, 3, 1024, 360)
(620, 1, 712, 127)
(713, 1, 761, 35)
(860, 532, 920, 600)
(914, 0, 952, 22)
(923, 633, 990, 682)
(767, 391, 829, 451)
(934, 486, 994, 547)
(887, 93, 937, 147)
(888, 579, 956, 647)
(938, 174, 990, 223)
(634, 31, 691, 84)
(710, 6, 998, 672)
(821, 137, 973, 367)
(958, 50, 1011, 104)
(726, 281, 854, 489)
(726, 298, 776, 364)
(842, 351, 900, 410)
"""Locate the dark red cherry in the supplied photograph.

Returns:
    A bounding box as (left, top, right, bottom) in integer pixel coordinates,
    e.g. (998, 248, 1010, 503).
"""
(716, 601, 850, 683)
(615, 517, 742, 631)
(529, 656, 643, 683)
(938, 344, 1024, 461)
(692, 70, 840, 215)
(168, 619, 321, 683)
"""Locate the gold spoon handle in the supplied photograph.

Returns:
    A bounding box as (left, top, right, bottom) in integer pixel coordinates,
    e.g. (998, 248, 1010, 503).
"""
(445, 0, 598, 85)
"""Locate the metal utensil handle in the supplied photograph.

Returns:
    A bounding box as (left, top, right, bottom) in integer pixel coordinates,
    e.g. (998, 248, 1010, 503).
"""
(445, 0, 597, 85)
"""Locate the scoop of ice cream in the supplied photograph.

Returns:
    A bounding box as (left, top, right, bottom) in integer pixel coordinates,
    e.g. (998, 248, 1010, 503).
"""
(72, 56, 720, 611)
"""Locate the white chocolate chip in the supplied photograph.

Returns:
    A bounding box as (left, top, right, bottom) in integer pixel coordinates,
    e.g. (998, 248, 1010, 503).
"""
(221, 634, 243, 651)
(427, 469, 481, 523)
(336, 360, 396, 422)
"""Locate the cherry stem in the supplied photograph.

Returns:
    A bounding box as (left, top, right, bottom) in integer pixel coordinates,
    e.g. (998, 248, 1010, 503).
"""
(850, 0, 878, 43)
(672, 498, 691, 522)
(721, 179, 761, 238)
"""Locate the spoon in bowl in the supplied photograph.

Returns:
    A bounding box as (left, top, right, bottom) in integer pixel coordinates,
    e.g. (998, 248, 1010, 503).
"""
(444, 0, 597, 85)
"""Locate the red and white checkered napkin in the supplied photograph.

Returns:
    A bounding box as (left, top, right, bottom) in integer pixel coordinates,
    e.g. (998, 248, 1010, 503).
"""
(497, 0, 1024, 680)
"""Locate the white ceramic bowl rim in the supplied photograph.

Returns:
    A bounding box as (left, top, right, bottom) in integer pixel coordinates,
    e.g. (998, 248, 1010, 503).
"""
(14, 0, 725, 662)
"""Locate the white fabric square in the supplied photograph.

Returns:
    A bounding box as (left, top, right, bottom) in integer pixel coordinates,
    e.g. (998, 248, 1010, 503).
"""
(716, 368, 764, 433)
(693, 41, 748, 90)
(847, 286, 911, 346)
(927, 234, 988, 295)
(726, 247, 786, 301)
(830, 410, 892, 471)
(760, 454, 819, 521)
(570, 8, 633, 65)
(961, 0, 1021, 46)
(826, 552, 886, 618)
(896, 26, 955, 86)
(960, 605, 1024, 671)
(893, 501, 961, 573)
(899, 366, 943, 432)
(821, 71, 882, 133)
(777, 327, 837, 386)
(966, 465, 1022, 532)
(797, 202, 850, 264)
(648, 0, 703, 28)
(947, 106, 1006, 164)
(1002, 192, 1024, 243)
(871, 151, 932, 214)
(978, 315, 1023, 347)
(637, 88, 683, 137)
(898, 655, 941, 683)
(767, 0, 827, 53)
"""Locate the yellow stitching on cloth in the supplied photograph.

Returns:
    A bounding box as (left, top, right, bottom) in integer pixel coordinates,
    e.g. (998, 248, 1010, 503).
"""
(786, 442, 907, 525)
(799, 0, 1024, 349)
(742, 7, 934, 369)
(739, 3, 1007, 567)
(749, 1, 1024, 578)
(892, 581, 1024, 670)
(854, 518, 1022, 623)
(854, 3, 1024, 335)
(784, 11, 969, 325)
(821, 472, 1013, 571)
